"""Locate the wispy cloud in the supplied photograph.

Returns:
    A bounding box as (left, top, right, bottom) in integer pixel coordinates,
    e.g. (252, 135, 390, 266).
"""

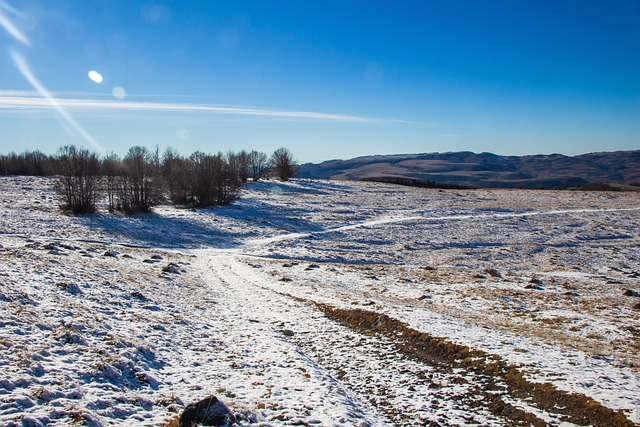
(0, 90, 380, 123)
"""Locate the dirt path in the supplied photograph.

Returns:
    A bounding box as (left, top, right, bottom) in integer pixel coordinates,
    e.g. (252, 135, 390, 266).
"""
(197, 253, 635, 426)
(246, 207, 640, 246)
(198, 253, 504, 425)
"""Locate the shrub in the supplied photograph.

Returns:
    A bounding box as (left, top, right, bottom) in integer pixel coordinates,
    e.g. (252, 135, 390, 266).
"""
(189, 152, 241, 207)
(248, 150, 270, 181)
(54, 145, 101, 214)
(115, 146, 162, 213)
(271, 147, 298, 181)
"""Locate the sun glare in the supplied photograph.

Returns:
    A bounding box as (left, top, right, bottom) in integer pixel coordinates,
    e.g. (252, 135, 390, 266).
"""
(88, 70, 103, 84)
(0, 1, 31, 46)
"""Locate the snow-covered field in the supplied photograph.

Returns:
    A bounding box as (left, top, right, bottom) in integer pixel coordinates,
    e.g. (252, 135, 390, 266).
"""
(1, 176, 639, 426)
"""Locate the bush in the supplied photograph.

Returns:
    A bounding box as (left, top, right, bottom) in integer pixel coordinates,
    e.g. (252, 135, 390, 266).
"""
(248, 150, 270, 181)
(189, 152, 241, 207)
(115, 146, 163, 213)
(161, 147, 191, 205)
(1, 145, 297, 213)
(54, 145, 101, 214)
(271, 147, 298, 181)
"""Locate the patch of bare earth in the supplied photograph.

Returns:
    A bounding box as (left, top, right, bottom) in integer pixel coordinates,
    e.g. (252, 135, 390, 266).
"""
(319, 305, 634, 427)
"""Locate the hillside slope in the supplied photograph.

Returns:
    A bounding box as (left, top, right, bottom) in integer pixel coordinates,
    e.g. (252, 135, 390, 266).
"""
(299, 150, 640, 189)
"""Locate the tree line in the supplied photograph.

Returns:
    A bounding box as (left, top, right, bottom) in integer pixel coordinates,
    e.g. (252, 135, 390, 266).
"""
(0, 146, 298, 214)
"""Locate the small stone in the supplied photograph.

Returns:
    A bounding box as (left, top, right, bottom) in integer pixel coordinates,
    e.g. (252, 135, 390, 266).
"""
(179, 396, 236, 427)
(131, 291, 146, 299)
(484, 268, 501, 278)
(103, 250, 119, 257)
(623, 289, 639, 297)
(56, 282, 82, 295)
(162, 263, 181, 274)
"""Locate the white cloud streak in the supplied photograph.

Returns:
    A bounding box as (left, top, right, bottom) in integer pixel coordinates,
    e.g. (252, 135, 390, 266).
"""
(0, 90, 378, 123)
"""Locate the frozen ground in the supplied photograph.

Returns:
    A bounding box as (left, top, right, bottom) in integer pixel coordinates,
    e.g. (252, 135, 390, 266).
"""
(1, 176, 639, 426)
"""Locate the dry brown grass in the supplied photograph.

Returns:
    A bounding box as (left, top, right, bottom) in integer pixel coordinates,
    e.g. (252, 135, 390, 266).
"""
(318, 304, 634, 427)
(161, 415, 180, 427)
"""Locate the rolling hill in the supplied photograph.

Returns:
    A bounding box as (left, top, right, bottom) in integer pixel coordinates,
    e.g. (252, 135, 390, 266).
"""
(299, 150, 640, 189)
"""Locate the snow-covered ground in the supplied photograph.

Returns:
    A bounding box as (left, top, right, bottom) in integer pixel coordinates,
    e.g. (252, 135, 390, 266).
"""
(1, 176, 639, 426)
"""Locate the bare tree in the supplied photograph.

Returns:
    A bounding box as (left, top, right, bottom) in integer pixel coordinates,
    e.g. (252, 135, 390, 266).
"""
(0, 152, 19, 175)
(101, 152, 121, 211)
(248, 150, 270, 181)
(116, 146, 162, 213)
(24, 150, 49, 175)
(271, 147, 298, 181)
(227, 150, 251, 183)
(0, 150, 53, 176)
(162, 147, 191, 204)
(190, 151, 218, 207)
(55, 145, 101, 214)
(216, 152, 243, 205)
(189, 152, 242, 207)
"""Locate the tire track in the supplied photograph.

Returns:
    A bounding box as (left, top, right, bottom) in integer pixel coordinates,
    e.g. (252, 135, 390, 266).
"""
(201, 253, 636, 426)
(317, 305, 635, 427)
(246, 207, 640, 246)
(201, 255, 530, 425)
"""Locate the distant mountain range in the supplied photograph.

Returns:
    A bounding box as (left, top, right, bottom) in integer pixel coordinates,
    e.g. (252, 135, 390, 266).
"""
(298, 150, 640, 189)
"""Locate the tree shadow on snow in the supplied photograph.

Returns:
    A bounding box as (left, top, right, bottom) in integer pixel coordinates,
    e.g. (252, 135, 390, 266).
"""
(249, 180, 336, 196)
(213, 199, 326, 235)
(77, 211, 250, 249)
(77, 199, 328, 250)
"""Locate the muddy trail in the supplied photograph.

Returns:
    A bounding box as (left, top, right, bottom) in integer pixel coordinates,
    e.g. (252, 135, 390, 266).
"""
(318, 305, 634, 427)
(202, 254, 634, 426)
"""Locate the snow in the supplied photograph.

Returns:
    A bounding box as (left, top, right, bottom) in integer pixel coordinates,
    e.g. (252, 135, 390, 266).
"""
(1, 176, 639, 426)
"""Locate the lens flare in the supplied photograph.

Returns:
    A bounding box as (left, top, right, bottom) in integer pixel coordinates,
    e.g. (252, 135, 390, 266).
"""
(0, 1, 31, 46)
(177, 128, 191, 140)
(88, 70, 103, 83)
(112, 86, 126, 99)
(10, 49, 105, 153)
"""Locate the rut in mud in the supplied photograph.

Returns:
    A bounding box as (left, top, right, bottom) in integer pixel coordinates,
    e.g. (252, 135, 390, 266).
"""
(319, 305, 634, 427)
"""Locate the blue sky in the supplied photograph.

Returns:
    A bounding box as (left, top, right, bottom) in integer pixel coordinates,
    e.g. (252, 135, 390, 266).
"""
(1, 0, 638, 163)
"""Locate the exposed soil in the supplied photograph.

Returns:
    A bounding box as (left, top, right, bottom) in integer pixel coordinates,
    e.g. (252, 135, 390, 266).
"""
(319, 305, 635, 427)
